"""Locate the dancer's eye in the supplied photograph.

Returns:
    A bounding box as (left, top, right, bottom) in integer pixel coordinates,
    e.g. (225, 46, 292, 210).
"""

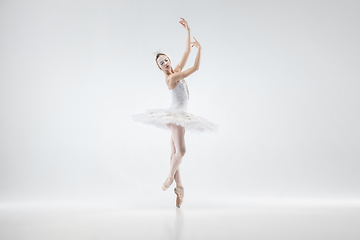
(159, 59, 168, 65)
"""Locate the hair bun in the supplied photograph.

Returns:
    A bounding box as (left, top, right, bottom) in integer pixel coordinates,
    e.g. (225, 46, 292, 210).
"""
(152, 49, 162, 60)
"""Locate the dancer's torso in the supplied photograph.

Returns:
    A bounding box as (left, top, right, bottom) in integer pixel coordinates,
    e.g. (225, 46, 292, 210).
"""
(169, 79, 189, 111)
(166, 79, 187, 90)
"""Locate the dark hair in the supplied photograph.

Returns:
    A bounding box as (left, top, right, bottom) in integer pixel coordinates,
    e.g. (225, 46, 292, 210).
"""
(155, 53, 170, 70)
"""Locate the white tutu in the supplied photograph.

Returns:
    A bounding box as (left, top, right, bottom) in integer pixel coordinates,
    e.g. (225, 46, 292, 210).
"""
(132, 79, 218, 132)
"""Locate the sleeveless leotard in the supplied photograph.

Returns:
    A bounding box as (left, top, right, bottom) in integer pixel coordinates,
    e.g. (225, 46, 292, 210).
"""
(132, 79, 218, 132)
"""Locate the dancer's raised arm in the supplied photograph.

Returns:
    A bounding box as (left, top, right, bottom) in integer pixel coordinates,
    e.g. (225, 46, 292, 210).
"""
(174, 18, 191, 72)
(169, 37, 201, 84)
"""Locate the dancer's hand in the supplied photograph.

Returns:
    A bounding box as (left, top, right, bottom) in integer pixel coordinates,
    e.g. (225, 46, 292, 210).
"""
(191, 37, 201, 49)
(179, 18, 190, 31)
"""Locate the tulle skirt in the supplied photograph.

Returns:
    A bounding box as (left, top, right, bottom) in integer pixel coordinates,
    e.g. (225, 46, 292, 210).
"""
(132, 108, 218, 132)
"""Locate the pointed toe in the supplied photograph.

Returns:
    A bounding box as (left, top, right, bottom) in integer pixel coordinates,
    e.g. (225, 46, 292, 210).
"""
(161, 174, 174, 191)
(174, 186, 184, 208)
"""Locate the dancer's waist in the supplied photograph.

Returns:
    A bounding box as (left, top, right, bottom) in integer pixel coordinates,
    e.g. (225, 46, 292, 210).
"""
(169, 102, 187, 111)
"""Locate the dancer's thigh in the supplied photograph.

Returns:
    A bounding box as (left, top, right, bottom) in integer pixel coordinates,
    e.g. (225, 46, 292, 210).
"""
(167, 123, 186, 155)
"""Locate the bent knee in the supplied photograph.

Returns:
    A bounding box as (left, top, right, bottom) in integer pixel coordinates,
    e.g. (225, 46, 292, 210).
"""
(178, 148, 186, 157)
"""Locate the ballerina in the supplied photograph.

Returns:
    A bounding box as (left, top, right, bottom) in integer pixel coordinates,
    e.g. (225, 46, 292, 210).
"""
(132, 18, 218, 208)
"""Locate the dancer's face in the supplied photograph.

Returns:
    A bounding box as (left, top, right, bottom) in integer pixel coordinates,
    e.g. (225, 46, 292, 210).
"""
(157, 55, 171, 71)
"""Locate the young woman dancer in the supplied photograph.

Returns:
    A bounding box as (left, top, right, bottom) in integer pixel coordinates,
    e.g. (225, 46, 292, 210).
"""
(132, 18, 218, 208)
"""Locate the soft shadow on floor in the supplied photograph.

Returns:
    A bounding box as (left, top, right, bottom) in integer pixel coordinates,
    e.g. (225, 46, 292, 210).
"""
(0, 205, 360, 240)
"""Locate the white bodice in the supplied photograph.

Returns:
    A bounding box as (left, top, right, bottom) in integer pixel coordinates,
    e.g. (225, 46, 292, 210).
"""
(132, 78, 218, 132)
(169, 79, 190, 111)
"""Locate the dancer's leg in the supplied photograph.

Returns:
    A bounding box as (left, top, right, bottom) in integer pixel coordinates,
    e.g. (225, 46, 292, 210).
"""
(165, 123, 186, 187)
(170, 134, 183, 186)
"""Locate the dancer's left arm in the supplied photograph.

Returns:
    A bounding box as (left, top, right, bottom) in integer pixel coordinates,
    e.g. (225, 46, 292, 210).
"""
(174, 18, 191, 72)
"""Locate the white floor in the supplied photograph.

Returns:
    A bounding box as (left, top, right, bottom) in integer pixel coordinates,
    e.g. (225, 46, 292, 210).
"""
(1, 204, 360, 240)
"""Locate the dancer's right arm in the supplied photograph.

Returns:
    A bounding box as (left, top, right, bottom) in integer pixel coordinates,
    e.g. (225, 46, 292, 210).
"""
(169, 38, 202, 85)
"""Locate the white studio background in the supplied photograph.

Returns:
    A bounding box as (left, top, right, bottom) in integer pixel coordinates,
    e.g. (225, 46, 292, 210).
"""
(0, 0, 359, 209)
